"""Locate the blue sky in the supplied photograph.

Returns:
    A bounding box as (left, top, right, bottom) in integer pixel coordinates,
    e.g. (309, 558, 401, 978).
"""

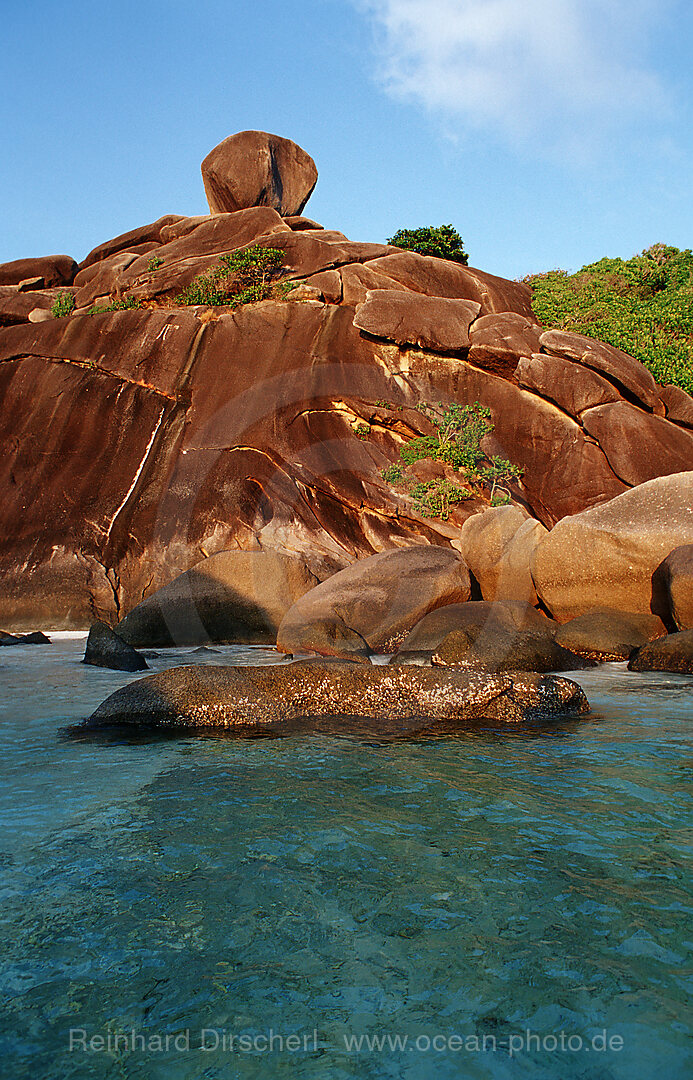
(2, 0, 692, 279)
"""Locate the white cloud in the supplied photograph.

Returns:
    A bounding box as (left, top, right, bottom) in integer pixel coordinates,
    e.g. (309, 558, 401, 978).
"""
(355, 0, 669, 152)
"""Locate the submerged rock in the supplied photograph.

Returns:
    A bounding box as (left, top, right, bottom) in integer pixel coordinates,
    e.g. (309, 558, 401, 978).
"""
(627, 631, 693, 675)
(83, 661, 590, 733)
(83, 621, 148, 672)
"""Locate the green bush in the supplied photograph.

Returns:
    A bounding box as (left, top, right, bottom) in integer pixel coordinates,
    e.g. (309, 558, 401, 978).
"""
(88, 296, 144, 314)
(146, 255, 164, 272)
(378, 400, 523, 518)
(411, 479, 472, 520)
(524, 244, 693, 393)
(176, 246, 285, 307)
(386, 225, 469, 265)
(51, 291, 75, 318)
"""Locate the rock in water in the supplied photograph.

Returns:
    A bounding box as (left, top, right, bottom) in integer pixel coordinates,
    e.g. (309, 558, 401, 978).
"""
(83, 621, 149, 672)
(554, 609, 666, 661)
(431, 627, 590, 673)
(83, 662, 589, 733)
(201, 130, 318, 216)
(628, 631, 693, 674)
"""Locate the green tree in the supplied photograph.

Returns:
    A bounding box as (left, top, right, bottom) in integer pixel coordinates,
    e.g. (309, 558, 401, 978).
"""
(386, 225, 469, 265)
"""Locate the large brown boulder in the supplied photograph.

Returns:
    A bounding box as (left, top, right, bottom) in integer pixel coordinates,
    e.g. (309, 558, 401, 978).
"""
(539, 329, 663, 413)
(581, 402, 693, 485)
(0, 254, 77, 287)
(276, 547, 472, 657)
(366, 252, 534, 316)
(395, 600, 553, 657)
(353, 290, 480, 351)
(201, 131, 318, 217)
(660, 385, 693, 429)
(468, 313, 542, 377)
(554, 609, 666, 661)
(627, 630, 693, 674)
(456, 505, 547, 605)
(432, 626, 589, 673)
(79, 215, 183, 270)
(83, 661, 590, 732)
(652, 545, 693, 631)
(116, 551, 319, 646)
(532, 473, 693, 621)
(516, 353, 620, 415)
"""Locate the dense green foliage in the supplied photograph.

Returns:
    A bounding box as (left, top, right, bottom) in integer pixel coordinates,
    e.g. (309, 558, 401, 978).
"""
(176, 246, 286, 307)
(386, 225, 469, 265)
(379, 401, 523, 518)
(50, 291, 75, 317)
(524, 244, 693, 393)
(411, 478, 472, 519)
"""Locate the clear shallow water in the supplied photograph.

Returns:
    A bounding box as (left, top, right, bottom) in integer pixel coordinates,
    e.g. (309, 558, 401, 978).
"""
(0, 636, 691, 1079)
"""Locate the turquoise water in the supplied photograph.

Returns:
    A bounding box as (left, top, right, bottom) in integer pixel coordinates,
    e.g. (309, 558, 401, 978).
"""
(0, 635, 691, 1079)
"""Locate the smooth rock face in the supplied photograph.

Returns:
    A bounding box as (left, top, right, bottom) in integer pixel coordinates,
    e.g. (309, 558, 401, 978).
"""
(539, 329, 663, 413)
(660, 385, 693, 429)
(83, 621, 148, 671)
(457, 506, 547, 605)
(432, 627, 588, 673)
(627, 630, 693, 674)
(516, 353, 620, 415)
(469, 313, 542, 376)
(116, 551, 319, 647)
(83, 661, 590, 733)
(554, 609, 666, 661)
(79, 214, 183, 270)
(201, 131, 318, 217)
(532, 473, 693, 622)
(353, 290, 481, 351)
(581, 402, 693, 485)
(652, 545, 693, 631)
(0, 255, 77, 287)
(396, 600, 553, 654)
(277, 547, 472, 657)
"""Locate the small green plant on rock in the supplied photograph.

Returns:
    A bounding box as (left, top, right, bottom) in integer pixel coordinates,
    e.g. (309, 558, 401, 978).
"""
(146, 255, 164, 272)
(176, 246, 285, 307)
(353, 422, 371, 439)
(379, 400, 524, 518)
(51, 291, 75, 317)
(88, 296, 144, 314)
(386, 225, 469, 265)
(411, 479, 473, 520)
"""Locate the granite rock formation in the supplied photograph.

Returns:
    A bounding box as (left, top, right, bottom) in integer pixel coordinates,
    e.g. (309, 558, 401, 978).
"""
(1, 131, 692, 630)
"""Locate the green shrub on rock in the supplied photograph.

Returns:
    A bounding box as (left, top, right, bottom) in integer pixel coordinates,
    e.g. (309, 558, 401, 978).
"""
(379, 400, 523, 519)
(386, 225, 469, 265)
(176, 246, 285, 307)
(50, 291, 75, 317)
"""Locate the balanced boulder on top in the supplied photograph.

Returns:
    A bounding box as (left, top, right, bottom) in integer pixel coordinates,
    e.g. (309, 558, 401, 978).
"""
(201, 130, 318, 217)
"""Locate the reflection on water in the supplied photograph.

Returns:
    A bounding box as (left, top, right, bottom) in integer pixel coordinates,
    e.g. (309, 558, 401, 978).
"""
(0, 637, 691, 1078)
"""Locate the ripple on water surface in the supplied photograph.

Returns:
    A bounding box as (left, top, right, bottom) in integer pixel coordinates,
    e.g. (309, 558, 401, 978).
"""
(0, 638, 691, 1079)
